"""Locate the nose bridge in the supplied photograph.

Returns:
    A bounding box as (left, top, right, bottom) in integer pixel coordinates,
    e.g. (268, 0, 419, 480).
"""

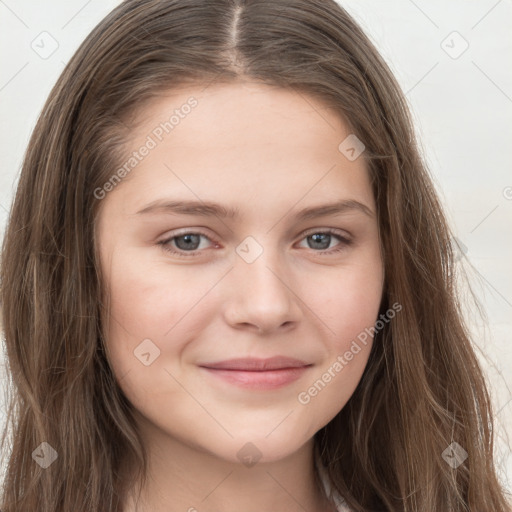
(224, 234, 300, 331)
(234, 234, 288, 295)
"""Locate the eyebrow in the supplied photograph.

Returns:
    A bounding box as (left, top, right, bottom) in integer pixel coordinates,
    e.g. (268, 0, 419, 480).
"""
(135, 198, 375, 220)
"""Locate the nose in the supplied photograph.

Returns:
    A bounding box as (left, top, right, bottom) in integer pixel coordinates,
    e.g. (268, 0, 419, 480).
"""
(222, 241, 302, 334)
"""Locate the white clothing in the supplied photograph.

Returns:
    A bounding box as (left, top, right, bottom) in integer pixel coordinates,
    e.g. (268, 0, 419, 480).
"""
(316, 450, 352, 512)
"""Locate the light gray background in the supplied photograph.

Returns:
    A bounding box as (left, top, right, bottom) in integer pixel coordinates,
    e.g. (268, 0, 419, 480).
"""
(0, 0, 511, 492)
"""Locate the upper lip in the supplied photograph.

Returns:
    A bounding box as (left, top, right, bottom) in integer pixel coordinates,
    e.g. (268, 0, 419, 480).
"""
(199, 356, 312, 371)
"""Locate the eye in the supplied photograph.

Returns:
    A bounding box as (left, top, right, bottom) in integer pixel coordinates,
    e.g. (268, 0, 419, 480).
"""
(296, 228, 352, 255)
(157, 228, 352, 258)
(157, 231, 216, 257)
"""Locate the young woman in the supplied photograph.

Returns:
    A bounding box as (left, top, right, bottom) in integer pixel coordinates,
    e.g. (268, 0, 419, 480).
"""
(1, 0, 510, 510)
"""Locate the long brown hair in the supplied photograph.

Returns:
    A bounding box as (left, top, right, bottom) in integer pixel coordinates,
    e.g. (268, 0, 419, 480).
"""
(1, 0, 510, 510)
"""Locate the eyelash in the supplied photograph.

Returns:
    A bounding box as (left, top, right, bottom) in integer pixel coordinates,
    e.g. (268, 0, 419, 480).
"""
(157, 228, 352, 258)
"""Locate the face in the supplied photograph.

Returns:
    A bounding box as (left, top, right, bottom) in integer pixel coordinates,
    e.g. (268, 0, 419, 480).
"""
(96, 81, 384, 465)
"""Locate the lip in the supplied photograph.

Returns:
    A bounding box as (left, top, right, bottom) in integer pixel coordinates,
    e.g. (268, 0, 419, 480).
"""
(199, 356, 311, 371)
(199, 357, 312, 390)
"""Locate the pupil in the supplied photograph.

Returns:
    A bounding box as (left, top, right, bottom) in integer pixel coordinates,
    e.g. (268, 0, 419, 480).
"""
(310, 233, 329, 249)
(177, 234, 199, 250)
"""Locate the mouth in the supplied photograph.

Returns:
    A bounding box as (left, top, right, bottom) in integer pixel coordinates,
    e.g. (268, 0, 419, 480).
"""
(198, 356, 313, 390)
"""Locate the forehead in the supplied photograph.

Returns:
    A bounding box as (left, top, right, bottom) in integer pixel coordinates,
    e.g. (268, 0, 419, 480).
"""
(131, 80, 352, 152)
(102, 81, 374, 218)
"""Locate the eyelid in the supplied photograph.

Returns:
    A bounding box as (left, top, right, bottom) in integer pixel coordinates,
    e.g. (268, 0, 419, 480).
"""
(156, 228, 219, 255)
(158, 226, 352, 244)
(158, 226, 353, 257)
(298, 226, 352, 242)
(159, 227, 213, 240)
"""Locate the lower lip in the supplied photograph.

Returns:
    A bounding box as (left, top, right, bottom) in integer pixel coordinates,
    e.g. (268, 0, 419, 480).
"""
(200, 366, 311, 390)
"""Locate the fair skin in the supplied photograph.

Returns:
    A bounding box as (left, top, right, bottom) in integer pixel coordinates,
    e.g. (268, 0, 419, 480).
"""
(96, 81, 384, 512)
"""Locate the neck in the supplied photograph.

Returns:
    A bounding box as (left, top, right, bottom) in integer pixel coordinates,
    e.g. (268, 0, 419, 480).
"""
(120, 420, 336, 512)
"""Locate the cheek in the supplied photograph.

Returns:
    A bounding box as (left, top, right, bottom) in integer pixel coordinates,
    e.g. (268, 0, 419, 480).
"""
(102, 250, 190, 376)
(102, 253, 201, 418)
(105, 244, 214, 339)
(295, 256, 382, 425)
(315, 258, 383, 348)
